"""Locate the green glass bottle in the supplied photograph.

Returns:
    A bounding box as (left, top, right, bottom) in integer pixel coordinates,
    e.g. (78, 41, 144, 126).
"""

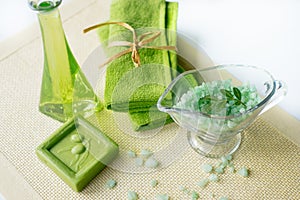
(28, 0, 100, 122)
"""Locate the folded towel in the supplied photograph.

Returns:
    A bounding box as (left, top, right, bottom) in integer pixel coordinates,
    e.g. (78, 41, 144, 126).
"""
(98, 0, 177, 113)
(129, 109, 173, 132)
(96, 0, 179, 131)
(128, 1, 179, 131)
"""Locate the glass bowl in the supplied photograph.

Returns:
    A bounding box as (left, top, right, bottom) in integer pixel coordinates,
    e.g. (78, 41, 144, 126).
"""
(157, 64, 287, 158)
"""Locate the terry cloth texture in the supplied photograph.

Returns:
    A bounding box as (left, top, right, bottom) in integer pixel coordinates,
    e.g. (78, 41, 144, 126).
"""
(98, 0, 179, 131)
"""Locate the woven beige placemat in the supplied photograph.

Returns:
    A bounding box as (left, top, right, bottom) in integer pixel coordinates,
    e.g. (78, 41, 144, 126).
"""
(0, 1, 299, 199)
(0, 52, 299, 199)
(1, 108, 300, 200)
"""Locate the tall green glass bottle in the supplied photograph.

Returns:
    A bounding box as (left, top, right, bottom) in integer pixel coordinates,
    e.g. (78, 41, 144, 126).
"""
(28, 0, 100, 122)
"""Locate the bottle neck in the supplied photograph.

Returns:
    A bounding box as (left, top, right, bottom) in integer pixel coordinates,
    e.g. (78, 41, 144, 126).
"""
(37, 7, 74, 95)
(38, 8, 65, 44)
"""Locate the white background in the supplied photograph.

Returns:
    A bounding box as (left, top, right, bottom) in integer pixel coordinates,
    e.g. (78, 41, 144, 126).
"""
(177, 0, 300, 120)
(1, 0, 299, 120)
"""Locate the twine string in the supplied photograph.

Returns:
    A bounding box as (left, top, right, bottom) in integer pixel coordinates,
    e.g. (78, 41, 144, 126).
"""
(84, 22, 177, 67)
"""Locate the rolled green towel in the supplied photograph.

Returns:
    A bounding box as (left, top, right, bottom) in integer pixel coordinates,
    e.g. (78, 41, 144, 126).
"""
(129, 109, 172, 132)
(129, 1, 179, 131)
(98, 0, 177, 113)
(129, 62, 199, 132)
(95, 0, 179, 131)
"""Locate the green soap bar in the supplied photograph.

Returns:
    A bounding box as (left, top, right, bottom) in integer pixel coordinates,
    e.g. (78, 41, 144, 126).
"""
(36, 117, 119, 192)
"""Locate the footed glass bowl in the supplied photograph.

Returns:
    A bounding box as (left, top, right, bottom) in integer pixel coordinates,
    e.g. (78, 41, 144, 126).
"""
(157, 64, 287, 158)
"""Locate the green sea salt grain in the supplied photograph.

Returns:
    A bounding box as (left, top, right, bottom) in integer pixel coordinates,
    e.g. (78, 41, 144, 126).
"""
(238, 167, 249, 177)
(220, 163, 227, 169)
(151, 179, 158, 187)
(227, 162, 234, 168)
(127, 150, 136, 158)
(202, 163, 213, 173)
(219, 197, 230, 200)
(197, 178, 209, 188)
(178, 186, 185, 191)
(228, 166, 235, 173)
(140, 149, 153, 158)
(127, 191, 138, 200)
(145, 157, 159, 168)
(221, 156, 229, 166)
(184, 189, 191, 195)
(225, 154, 233, 161)
(215, 166, 224, 174)
(208, 174, 219, 182)
(156, 194, 169, 200)
(105, 179, 117, 189)
(135, 157, 144, 167)
(191, 191, 199, 199)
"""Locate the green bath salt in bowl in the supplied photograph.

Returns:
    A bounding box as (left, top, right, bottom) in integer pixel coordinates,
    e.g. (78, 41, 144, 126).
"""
(174, 79, 261, 130)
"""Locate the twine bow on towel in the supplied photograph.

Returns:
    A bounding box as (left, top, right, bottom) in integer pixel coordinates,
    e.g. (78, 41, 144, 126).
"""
(84, 22, 177, 67)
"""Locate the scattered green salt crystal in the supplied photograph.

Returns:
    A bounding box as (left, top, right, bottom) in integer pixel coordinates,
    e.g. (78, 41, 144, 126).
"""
(238, 167, 249, 177)
(191, 191, 199, 199)
(220, 163, 227, 169)
(225, 154, 232, 161)
(219, 197, 230, 200)
(181, 187, 191, 195)
(135, 157, 144, 167)
(202, 163, 213, 173)
(178, 185, 186, 191)
(127, 150, 136, 158)
(215, 166, 224, 174)
(127, 191, 138, 200)
(145, 157, 159, 168)
(221, 156, 229, 166)
(197, 178, 209, 188)
(156, 194, 169, 200)
(151, 179, 158, 187)
(228, 166, 235, 173)
(216, 161, 222, 166)
(227, 162, 234, 167)
(185, 189, 191, 195)
(220, 156, 227, 163)
(105, 179, 117, 189)
(208, 174, 219, 182)
(140, 149, 153, 158)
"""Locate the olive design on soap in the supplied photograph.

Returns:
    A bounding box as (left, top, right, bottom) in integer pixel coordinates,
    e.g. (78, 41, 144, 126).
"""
(57, 133, 90, 171)
(70, 134, 86, 155)
(71, 144, 86, 155)
(71, 134, 82, 143)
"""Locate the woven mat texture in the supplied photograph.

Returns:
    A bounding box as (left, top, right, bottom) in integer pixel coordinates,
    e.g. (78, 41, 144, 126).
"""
(0, 1, 299, 199)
